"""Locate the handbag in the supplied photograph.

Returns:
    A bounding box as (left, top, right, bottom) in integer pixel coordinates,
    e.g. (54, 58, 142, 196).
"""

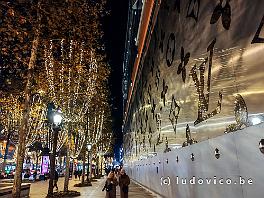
(106, 183, 113, 192)
(102, 182, 113, 192)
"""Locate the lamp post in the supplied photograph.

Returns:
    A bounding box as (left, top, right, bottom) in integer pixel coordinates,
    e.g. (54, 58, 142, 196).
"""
(87, 143, 92, 182)
(48, 109, 62, 196)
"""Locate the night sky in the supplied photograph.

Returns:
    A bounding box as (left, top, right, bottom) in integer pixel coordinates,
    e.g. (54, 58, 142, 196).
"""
(103, 0, 129, 155)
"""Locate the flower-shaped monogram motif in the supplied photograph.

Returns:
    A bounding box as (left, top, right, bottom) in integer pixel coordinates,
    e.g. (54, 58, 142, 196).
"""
(210, 0, 231, 30)
(161, 79, 168, 106)
(169, 95, 181, 134)
(177, 47, 190, 83)
(186, 0, 200, 22)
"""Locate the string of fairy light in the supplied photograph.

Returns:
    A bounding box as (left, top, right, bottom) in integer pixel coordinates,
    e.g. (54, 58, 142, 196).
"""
(44, 42, 55, 101)
(26, 94, 47, 147)
(69, 48, 99, 157)
(66, 40, 72, 117)
(43, 38, 113, 157)
(2, 96, 22, 135)
(60, 39, 65, 108)
(71, 41, 82, 117)
(0, 94, 47, 147)
(0, 38, 111, 157)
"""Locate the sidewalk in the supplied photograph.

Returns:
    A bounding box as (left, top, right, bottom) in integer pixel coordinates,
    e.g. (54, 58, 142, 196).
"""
(30, 177, 156, 198)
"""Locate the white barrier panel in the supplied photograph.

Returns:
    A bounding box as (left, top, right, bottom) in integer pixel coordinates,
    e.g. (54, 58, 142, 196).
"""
(126, 123, 264, 198)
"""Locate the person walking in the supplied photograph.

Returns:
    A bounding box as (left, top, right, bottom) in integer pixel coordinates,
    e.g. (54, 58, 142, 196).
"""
(44, 172, 48, 181)
(119, 169, 130, 198)
(105, 167, 110, 176)
(78, 170, 82, 180)
(74, 170, 78, 179)
(33, 170, 37, 182)
(53, 170, 59, 191)
(102, 171, 118, 198)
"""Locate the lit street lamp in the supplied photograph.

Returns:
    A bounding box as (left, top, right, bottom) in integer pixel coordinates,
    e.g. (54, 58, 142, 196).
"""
(48, 108, 63, 196)
(87, 143, 92, 182)
(53, 112, 63, 126)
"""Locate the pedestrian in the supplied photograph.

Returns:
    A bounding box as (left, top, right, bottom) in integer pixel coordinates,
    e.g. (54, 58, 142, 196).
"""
(33, 170, 37, 182)
(53, 170, 59, 191)
(44, 173, 47, 181)
(24, 170, 30, 179)
(116, 168, 121, 178)
(118, 169, 130, 198)
(105, 167, 111, 176)
(74, 170, 78, 179)
(78, 170, 82, 180)
(102, 171, 118, 198)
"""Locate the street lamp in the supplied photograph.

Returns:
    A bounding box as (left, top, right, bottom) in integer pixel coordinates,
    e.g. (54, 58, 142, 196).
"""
(87, 143, 92, 182)
(48, 108, 63, 196)
(87, 144, 92, 151)
(53, 111, 63, 126)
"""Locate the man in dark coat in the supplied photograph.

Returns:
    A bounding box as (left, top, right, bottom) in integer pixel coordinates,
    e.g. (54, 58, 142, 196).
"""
(118, 169, 130, 198)
(78, 170, 82, 180)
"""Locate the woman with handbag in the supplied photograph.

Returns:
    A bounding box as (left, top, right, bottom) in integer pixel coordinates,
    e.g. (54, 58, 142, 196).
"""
(118, 169, 130, 198)
(103, 171, 118, 198)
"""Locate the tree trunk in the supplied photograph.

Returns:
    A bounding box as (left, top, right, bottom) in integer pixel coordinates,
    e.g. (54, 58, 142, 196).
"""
(81, 150, 86, 184)
(64, 124, 71, 192)
(82, 116, 88, 184)
(48, 127, 59, 196)
(89, 153, 92, 180)
(87, 151, 90, 182)
(100, 159, 102, 176)
(96, 156, 99, 177)
(12, 35, 39, 198)
(63, 147, 70, 192)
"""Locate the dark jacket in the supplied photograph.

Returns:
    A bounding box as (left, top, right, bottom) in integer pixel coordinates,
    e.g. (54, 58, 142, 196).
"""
(119, 174, 130, 198)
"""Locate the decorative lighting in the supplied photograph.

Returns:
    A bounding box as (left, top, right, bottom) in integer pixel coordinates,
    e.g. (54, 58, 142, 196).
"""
(191, 38, 222, 126)
(225, 94, 248, 133)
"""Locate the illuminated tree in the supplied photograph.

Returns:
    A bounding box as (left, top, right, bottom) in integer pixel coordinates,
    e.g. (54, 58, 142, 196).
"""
(0, 0, 109, 197)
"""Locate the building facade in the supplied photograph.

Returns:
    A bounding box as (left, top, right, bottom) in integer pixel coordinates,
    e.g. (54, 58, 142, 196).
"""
(123, 0, 264, 197)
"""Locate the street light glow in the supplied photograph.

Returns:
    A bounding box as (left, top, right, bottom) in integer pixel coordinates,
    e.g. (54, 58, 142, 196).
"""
(53, 113, 62, 126)
(87, 143, 92, 151)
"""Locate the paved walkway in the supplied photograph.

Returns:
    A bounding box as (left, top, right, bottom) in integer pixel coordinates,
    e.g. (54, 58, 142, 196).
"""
(30, 177, 156, 198)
